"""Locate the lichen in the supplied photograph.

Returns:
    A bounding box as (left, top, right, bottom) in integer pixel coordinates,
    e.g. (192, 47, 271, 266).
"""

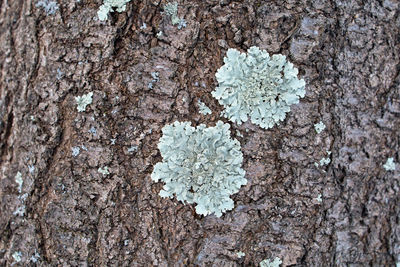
(140, 22, 147, 29)
(28, 165, 35, 174)
(30, 251, 40, 263)
(383, 157, 396, 171)
(88, 127, 97, 135)
(318, 157, 330, 166)
(236, 251, 245, 258)
(212, 46, 306, 129)
(128, 145, 138, 153)
(12, 251, 22, 262)
(75, 92, 93, 112)
(98, 166, 110, 176)
(197, 100, 212, 115)
(36, 0, 58, 15)
(13, 206, 26, 216)
(260, 257, 282, 267)
(314, 121, 325, 134)
(15, 172, 23, 193)
(148, 72, 159, 89)
(97, 0, 131, 21)
(236, 130, 243, 137)
(163, 2, 187, 29)
(151, 121, 246, 217)
(315, 150, 331, 167)
(72, 146, 80, 157)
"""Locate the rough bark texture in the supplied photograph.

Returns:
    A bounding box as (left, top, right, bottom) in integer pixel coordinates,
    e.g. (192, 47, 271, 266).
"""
(0, 0, 399, 266)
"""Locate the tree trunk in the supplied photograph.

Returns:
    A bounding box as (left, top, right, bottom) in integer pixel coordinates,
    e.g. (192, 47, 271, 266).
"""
(1, 0, 399, 266)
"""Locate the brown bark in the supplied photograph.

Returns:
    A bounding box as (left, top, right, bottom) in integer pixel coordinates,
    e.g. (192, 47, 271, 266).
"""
(0, 0, 399, 266)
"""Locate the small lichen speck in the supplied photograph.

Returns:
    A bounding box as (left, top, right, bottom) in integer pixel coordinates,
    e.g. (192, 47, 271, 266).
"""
(18, 193, 28, 201)
(148, 71, 160, 89)
(56, 68, 64, 80)
(236, 251, 245, 258)
(89, 127, 97, 135)
(97, 0, 131, 21)
(36, 0, 58, 15)
(260, 257, 282, 267)
(197, 100, 212, 115)
(128, 145, 138, 153)
(317, 157, 330, 167)
(177, 18, 187, 29)
(383, 157, 396, 171)
(314, 121, 325, 134)
(15, 172, 23, 193)
(12, 251, 22, 262)
(30, 251, 40, 263)
(163, 2, 186, 29)
(28, 165, 35, 174)
(98, 167, 110, 176)
(75, 92, 93, 112)
(13, 206, 26, 216)
(72, 146, 80, 157)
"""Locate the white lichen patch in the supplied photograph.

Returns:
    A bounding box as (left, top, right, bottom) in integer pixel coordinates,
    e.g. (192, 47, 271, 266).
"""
(72, 146, 80, 157)
(212, 47, 305, 129)
(88, 127, 97, 135)
(152, 121, 246, 217)
(18, 193, 28, 201)
(28, 165, 35, 174)
(236, 130, 243, 137)
(98, 0, 131, 21)
(56, 68, 63, 80)
(75, 92, 93, 112)
(318, 157, 330, 166)
(12, 251, 22, 262)
(13, 206, 26, 216)
(197, 100, 212, 115)
(260, 257, 282, 267)
(15, 172, 23, 193)
(383, 157, 396, 171)
(314, 121, 325, 134)
(316, 194, 322, 203)
(236, 251, 245, 258)
(30, 250, 40, 263)
(36, 0, 58, 15)
(128, 145, 138, 153)
(98, 166, 110, 176)
(148, 72, 159, 89)
(140, 22, 147, 29)
(163, 2, 186, 29)
(315, 150, 331, 167)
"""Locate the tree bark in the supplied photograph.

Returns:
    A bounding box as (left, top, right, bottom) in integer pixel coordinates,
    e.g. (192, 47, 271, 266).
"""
(0, 0, 399, 266)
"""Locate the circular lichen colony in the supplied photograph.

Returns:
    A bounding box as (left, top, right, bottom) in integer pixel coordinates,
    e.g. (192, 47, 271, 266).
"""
(151, 121, 246, 217)
(212, 46, 306, 129)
